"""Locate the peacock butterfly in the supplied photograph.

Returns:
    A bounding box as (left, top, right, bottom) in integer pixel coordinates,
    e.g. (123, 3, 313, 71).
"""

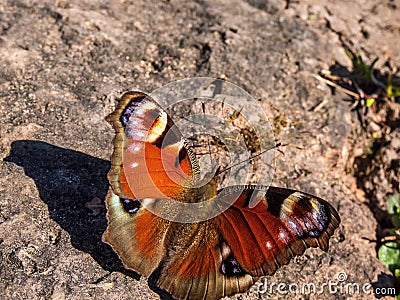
(102, 91, 340, 299)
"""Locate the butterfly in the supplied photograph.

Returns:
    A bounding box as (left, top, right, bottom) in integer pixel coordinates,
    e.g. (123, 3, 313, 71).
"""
(102, 91, 340, 300)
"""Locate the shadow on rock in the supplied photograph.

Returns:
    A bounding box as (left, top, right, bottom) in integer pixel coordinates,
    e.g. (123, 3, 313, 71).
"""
(371, 273, 397, 298)
(4, 140, 139, 280)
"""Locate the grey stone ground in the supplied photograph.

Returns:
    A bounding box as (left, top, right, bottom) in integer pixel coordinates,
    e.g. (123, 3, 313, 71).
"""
(1, 0, 399, 299)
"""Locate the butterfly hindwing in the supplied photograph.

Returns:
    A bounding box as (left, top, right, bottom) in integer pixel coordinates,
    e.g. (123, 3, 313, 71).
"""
(103, 190, 171, 276)
(154, 187, 340, 299)
(217, 187, 340, 277)
(156, 220, 254, 300)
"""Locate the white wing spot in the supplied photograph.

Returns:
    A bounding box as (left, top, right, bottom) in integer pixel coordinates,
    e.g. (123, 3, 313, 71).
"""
(278, 229, 290, 243)
(130, 162, 139, 168)
(266, 241, 273, 249)
(129, 144, 141, 153)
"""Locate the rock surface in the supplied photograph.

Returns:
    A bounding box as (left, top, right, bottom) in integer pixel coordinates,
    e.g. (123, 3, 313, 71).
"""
(1, 0, 399, 299)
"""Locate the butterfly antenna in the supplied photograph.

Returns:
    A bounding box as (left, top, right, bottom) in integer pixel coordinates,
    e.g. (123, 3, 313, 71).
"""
(216, 142, 282, 176)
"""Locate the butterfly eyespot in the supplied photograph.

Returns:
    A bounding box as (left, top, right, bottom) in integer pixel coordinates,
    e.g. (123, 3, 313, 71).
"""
(120, 98, 146, 126)
(220, 255, 245, 277)
(121, 198, 141, 214)
(120, 108, 134, 127)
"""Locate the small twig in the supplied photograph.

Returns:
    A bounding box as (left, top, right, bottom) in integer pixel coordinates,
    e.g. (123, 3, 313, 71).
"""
(313, 74, 360, 99)
(381, 235, 399, 243)
(320, 70, 345, 81)
(381, 229, 400, 244)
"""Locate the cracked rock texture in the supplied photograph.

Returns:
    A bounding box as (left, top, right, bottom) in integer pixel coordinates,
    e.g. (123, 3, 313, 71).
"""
(1, 0, 399, 299)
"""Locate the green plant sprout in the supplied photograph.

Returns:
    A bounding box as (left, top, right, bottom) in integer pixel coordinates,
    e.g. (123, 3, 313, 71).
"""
(378, 194, 400, 298)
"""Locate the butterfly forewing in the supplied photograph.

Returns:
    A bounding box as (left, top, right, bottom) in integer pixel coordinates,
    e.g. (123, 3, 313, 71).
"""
(106, 91, 198, 200)
(103, 92, 200, 277)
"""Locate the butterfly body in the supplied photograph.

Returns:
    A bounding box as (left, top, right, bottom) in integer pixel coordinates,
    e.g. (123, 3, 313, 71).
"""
(103, 91, 340, 300)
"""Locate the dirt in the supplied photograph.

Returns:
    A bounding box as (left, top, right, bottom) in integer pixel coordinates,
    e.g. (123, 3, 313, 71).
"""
(1, 0, 399, 299)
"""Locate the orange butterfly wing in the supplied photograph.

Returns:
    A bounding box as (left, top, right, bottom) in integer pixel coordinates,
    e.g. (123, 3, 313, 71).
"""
(155, 188, 340, 299)
(106, 91, 198, 200)
(103, 92, 199, 276)
(103, 91, 341, 300)
(103, 191, 170, 276)
(217, 187, 340, 276)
